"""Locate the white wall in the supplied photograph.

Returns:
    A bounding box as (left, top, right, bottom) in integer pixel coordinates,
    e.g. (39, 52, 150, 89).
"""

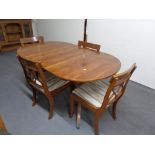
(36, 19, 84, 43)
(32, 19, 38, 36)
(36, 19, 155, 89)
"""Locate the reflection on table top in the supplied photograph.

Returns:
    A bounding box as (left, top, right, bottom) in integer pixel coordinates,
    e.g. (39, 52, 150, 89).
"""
(17, 41, 121, 82)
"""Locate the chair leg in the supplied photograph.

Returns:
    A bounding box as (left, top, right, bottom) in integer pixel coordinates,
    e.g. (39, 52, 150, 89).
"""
(112, 100, 119, 120)
(47, 95, 54, 120)
(32, 87, 37, 106)
(69, 94, 75, 118)
(76, 103, 81, 129)
(70, 82, 76, 91)
(94, 114, 100, 135)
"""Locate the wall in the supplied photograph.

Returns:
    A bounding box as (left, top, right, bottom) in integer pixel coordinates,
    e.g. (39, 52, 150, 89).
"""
(36, 19, 84, 43)
(32, 19, 38, 36)
(36, 19, 155, 89)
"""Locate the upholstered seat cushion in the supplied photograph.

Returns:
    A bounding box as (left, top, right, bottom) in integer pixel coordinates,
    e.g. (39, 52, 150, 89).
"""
(72, 80, 109, 108)
(34, 72, 70, 92)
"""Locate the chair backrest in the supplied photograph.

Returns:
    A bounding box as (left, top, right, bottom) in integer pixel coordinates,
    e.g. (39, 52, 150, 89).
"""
(17, 56, 49, 94)
(20, 36, 44, 47)
(78, 40, 101, 53)
(102, 63, 137, 108)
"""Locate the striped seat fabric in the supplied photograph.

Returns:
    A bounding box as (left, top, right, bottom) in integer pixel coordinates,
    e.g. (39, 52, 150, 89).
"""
(73, 80, 109, 108)
(35, 72, 69, 92)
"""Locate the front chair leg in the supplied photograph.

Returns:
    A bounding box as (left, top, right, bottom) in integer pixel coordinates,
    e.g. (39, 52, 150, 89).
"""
(69, 94, 75, 118)
(112, 100, 119, 120)
(94, 114, 100, 135)
(48, 95, 54, 120)
(76, 103, 81, 129)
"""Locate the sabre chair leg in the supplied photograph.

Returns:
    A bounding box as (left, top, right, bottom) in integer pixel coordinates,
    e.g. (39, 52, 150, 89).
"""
(69, 94, 75, 118)
(94, 114, 100, 135)
(76, 103, 81, 129)
(112, 100, 119, 120)
(70, 82, 76, 91)
(32, 87, 37, 106)
(48, 96, 54, 120)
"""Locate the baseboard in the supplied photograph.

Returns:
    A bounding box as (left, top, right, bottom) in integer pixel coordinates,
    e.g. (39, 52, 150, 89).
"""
(129, 80, 155, 92)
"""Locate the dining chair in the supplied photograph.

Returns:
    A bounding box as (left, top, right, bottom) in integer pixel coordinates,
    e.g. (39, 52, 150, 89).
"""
(20, 36, 44, 47)
(17, 56, 71, 119)
(69, 63, 137, 134)
(0, 115, 8, 134)
(78, 40, 101, 53)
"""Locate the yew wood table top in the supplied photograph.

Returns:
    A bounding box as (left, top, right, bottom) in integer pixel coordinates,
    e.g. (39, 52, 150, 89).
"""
(17, 42, 121, 82)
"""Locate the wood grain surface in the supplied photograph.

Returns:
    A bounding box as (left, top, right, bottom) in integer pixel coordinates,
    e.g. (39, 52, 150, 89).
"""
(17, 42, 121, 82)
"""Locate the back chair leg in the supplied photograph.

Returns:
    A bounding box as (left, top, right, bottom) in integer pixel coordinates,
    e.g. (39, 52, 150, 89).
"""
(48, 96, 54, 119)
(32, 87, 37, 106)
(69, 94, 75, 118)
(70, 82, 76, 91)
(76, 103, 81, 129)
(94, 114, 100, 135)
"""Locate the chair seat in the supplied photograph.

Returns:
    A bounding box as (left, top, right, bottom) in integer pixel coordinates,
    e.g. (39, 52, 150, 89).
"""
(73, 80, 109, 108)
(35, 72, 70, 92)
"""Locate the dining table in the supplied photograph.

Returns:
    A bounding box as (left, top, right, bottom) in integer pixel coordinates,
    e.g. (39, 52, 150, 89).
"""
(17, 41, 121, 83)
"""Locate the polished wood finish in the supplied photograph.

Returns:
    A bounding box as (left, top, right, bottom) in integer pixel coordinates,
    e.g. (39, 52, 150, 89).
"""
(70, 63, 137, 134)
(0, 116, 7, 133)
(17, 56, 71, 119)
(0, 19, 33, 52)
(78, 40, 101, 53)
(20, 36, 44, 47)
(17, 42, 121, 83)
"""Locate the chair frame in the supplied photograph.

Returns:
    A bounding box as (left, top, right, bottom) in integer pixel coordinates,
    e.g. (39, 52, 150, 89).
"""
(70, 63, 137, 134)
(78, 40, 101, 53)
(20, 36, 44, 47)
(0, 116, 8, 133)
(18, 56, 71, 119)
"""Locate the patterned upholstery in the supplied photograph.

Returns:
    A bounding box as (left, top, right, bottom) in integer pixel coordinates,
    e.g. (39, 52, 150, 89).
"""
(34, 72, 70, 92)
(73, 80, 109, 108)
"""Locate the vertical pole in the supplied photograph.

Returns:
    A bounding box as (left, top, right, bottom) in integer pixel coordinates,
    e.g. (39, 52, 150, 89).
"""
(83, 19, 87, 42)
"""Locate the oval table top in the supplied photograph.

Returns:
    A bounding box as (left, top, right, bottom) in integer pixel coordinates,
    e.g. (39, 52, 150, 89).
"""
(17, 42, 121, 82)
